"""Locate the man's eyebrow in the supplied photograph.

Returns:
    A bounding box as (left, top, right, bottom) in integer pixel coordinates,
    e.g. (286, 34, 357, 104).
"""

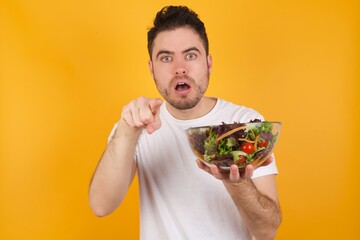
(156, 50, 174, 59)
(182, 47, 201, 54)
(155, 47, 202, 59)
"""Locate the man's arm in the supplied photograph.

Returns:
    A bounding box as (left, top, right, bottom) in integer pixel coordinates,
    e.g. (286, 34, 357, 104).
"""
(88, 97, 162, 217)
(88, 120, 140, 217)
(196, 157, 282, 240)
(224, 174, 281, 240)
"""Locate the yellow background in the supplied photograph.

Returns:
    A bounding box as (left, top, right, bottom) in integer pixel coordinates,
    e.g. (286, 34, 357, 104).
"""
(1, 0, 359, 239)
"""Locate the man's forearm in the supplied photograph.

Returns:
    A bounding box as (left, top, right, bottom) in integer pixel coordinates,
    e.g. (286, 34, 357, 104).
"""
(89, 121, 141, 217)
(224, 180, 282, 240)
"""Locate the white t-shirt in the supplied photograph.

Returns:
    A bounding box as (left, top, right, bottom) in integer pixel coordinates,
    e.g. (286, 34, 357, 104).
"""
(111, 98, 278, 240)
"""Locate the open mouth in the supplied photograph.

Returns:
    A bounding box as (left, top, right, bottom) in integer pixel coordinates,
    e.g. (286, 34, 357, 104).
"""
(175, 82, 190, 91)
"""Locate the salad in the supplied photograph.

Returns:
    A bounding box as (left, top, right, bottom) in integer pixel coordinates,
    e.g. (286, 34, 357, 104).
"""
(187, 119, 280, 169)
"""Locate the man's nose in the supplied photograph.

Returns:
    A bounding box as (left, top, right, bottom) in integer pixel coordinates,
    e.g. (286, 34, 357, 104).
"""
(175, 67, 187, 76)
(174, 59, 187, 75)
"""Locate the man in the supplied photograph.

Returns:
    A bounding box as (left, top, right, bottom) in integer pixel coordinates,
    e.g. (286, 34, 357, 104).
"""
(89, 5, 281, 240)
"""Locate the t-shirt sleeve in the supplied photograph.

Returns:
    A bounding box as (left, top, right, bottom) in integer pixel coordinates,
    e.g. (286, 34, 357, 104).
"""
(107, 122, 119, 144)
(251, 153, 278, 179)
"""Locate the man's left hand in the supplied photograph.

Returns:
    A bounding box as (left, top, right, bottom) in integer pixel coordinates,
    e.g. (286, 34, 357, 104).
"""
(195, 156, 273, 183)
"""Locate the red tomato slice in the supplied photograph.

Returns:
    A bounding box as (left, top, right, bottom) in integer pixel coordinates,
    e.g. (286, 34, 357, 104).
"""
(237, 155, 246, 164)
(257, 140, 268, 148)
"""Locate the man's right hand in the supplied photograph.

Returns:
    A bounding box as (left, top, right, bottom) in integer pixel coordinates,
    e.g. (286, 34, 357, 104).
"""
(120, 97, 163, 134)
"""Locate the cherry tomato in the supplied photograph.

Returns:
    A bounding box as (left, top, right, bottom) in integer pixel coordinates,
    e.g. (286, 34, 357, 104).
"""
(257, 140, 268, 148)
(237, 155, 246, 164)
(241, 142, 255, 154)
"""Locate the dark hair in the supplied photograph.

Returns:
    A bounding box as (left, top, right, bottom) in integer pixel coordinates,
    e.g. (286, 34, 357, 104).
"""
(147, 6, 209, 59)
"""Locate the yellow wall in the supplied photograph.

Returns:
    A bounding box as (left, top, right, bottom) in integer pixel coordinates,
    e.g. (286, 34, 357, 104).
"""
(1, 0, 359, 239)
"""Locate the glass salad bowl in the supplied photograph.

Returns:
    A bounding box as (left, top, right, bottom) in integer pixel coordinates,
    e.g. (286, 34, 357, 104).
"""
(186, 120, 281, 171)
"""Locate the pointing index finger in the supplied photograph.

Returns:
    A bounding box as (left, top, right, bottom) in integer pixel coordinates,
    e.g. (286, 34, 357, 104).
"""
(149, 98, 163, 113)
(145, 98, 163, 134)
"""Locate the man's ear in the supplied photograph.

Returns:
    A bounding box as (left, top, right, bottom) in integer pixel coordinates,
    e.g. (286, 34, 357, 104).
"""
(207, 55, 213, 74)
(148, 60, 155, 79)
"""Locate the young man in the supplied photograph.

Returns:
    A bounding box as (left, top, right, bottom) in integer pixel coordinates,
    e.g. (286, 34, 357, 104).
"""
(89, 6, 282, 240)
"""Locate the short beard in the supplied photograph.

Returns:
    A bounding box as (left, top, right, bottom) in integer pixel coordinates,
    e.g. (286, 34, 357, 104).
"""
(166, 87, 204, 110)
(155, 72, 209, 110)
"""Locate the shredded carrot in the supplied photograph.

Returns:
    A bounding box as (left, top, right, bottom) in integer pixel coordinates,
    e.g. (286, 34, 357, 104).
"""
(253, 135, 260, 151)
(216, 126, 248, 143)
(238, 138, 256, 143)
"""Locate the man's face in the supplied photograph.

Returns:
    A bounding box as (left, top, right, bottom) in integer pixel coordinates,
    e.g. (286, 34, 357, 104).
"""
(149, 26, 212, 110)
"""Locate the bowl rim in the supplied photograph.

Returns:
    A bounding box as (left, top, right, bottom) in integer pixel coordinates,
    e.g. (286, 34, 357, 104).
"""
(186, 121, 282, 132)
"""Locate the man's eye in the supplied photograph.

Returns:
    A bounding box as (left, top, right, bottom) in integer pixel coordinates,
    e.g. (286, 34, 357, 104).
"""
(161, 56, 172, 62)
(186, 53, 197, 60)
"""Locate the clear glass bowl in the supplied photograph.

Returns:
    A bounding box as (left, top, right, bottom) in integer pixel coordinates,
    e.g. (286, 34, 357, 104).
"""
(186, 121, 281, 171)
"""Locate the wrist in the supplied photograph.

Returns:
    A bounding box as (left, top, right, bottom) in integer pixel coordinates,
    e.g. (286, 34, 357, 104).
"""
(113, 119, 143, 142)
(223, 178, 254, 194)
